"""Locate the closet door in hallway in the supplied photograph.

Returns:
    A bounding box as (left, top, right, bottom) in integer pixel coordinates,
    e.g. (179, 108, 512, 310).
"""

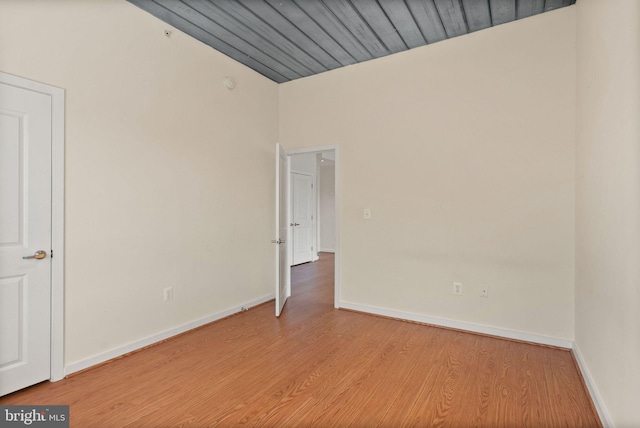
(291, 172, 314, 265)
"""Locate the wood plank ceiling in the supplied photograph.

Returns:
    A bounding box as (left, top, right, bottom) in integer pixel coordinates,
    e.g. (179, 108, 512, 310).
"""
(128, 0, 576, 83)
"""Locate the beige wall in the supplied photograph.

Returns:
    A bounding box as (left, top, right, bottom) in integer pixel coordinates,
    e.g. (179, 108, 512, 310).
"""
(0, 0, 278, 365)
(576, 0, 640, 426)
(280, 8, 576, 340)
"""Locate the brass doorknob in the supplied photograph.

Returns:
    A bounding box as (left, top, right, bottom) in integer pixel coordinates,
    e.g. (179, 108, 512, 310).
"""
(23, 250, 47, 260)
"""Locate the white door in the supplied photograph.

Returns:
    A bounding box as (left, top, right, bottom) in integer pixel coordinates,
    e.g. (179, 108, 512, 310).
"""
(291, 173, 314, 265)
(274, 144, 290, 317)
(0, 81, 53, 396)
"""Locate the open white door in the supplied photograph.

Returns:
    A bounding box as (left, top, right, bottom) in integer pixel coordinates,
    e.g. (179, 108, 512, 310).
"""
(274, 144, 290, 317)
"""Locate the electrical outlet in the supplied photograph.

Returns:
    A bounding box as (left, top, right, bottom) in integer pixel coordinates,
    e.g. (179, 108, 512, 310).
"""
(163, 286, 174, 302)
(453, 282, 463, 295)
(480, 286, 489, 298)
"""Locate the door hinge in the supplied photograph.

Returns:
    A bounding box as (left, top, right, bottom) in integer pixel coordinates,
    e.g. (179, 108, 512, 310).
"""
(50, 249, 53, 258)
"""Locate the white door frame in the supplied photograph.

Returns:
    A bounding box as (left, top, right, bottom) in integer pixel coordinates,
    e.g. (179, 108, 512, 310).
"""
(0, 72, 65, 382)
(287, 145, 340, 309)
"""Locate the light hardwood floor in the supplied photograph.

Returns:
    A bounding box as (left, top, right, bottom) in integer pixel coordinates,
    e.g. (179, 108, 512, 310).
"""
(1, 253, 600, 427)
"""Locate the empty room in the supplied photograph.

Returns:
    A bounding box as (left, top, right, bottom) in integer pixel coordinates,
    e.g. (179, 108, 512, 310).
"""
(0, 0, 638, 427)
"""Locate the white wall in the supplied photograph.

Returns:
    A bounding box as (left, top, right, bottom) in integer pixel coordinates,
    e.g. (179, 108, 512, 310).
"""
(319, 164, 336, 252)
(280, 8, 576, 342)
(575, 0, 640, 426)
(0, 0, 278, 366)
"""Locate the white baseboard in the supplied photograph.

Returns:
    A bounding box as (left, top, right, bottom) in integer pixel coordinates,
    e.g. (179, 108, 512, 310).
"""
(338, 301, 573, 349)
(319, 248, 335, 253)
(64, 294, 275, 376)
(572, 343, 613, 428)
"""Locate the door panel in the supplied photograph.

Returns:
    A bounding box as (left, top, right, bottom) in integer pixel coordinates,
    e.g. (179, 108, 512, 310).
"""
(0, 277, 22, 366)
(291, 173, 314, 265)
(0, 114, 21, 244)
(275, 144, 290, 317)
(0, 82, 52, 396)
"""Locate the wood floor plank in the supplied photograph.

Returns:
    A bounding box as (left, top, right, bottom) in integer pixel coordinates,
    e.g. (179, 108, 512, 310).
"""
(0, 253, 601, 427)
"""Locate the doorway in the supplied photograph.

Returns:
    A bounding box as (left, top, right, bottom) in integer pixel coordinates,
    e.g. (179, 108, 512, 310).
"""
(287, 147, 339, 309)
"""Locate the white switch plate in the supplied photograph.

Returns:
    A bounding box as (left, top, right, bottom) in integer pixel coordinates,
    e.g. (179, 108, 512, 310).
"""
(480, 286, 489, 298)
(364, 208, 372, 219)
(164, 286, 174, 301)
(453, 282, 462, 295)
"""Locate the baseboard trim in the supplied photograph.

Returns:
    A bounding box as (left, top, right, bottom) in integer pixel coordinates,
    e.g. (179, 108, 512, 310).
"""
(64, 294, 275, 376)
(572, 343, 613, 428)
(338, 301, 573, 349)
(319, 248, 335, 253)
